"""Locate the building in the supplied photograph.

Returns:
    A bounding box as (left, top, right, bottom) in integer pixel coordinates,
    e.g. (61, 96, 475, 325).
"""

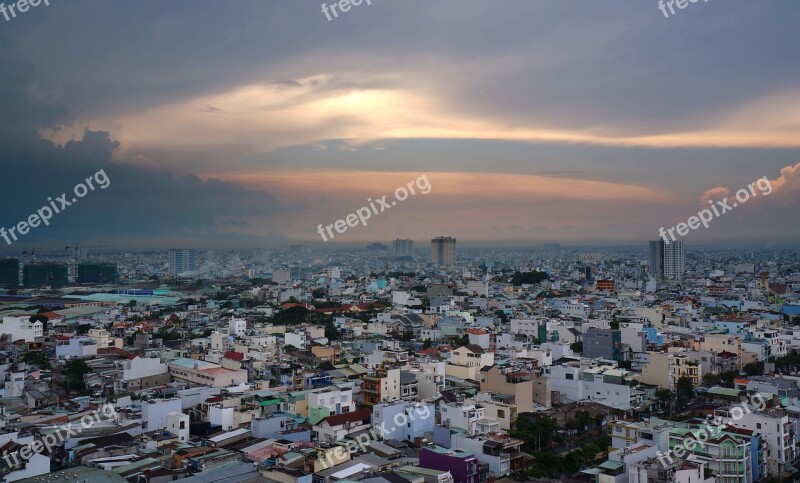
(372, 401, 435, 444)
(431, 236, 456, 266)
(420, 445, 480, 483)
(0, 257, 19, 288)
(0, 316, 43, 342)
(446, 345, 495, 381)
(639, 352, 701, 390)
(649, 240, 685, 281)
(449, 433, 524, 478)
(114, 356, 170, 393)
(392, 239, 415, 258)
(722, 406, 797, 477)
(366, 242, 388, 251)
(77, 263, 118, 284)
(55, 336, 98, 359)
(167, 358, 248, 388)
(583, 327, 622, 361)
(479, 366, 534, 413)
(362, 368, 401, 405)
(596, 279, 616, 292)
(307, 384, 355, 424)
(22, 262, 68, 287)
(629, 456, 711, 483)
(168, 249, 197, 277)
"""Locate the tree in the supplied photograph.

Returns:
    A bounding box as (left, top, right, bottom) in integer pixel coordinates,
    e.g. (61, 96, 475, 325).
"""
(23, 351, 50, 369)
(569, 341, 583, 353)
(743, 361, 764, 376)
(676, 376, 694, 403)
(64, 359, 91, 392)
(323, 320, 339, 341)
(510, 271, 549, 286)
(423, 339, 433, 350)
(656, 388, 673, 406)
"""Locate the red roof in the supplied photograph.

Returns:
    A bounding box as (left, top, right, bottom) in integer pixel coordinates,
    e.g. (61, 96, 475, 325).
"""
(224, 351, 245, 361)
(321, 408, 371, 427)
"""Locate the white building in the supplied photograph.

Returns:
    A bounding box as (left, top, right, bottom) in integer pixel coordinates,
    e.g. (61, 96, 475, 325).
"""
(142, 398, 182, 431)
(228, 317, 247, 336)
(510, 318, 541, 338)
(722, 406, 797, 477)
(55, 337, 97, 359)
(284, 330, 307, 350)
(0, 316, 43, 342)
(307, 385, 355, 417)
(167, 412, 190, 442)
(440, 402, 484, 435)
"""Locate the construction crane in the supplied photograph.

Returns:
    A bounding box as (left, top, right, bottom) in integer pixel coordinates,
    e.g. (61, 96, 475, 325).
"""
(22, 247, 42, 264)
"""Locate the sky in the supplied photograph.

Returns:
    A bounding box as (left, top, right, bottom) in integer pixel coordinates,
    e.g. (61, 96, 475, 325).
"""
(0, 0, 799, 250)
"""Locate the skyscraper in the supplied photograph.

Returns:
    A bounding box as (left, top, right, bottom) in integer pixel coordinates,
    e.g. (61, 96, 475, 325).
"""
(431, 236, 456, 266)
(169, 249, 197, 277)
(649, 240, 685, 281)
(392, 239, 415, 258)
(0, 258, 20, 288)
(23, 263, 69, 288)
(78, 263, 118, 284)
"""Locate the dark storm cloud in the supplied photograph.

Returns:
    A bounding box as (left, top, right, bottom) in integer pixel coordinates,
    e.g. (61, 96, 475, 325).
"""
(0, 36, 293, 250)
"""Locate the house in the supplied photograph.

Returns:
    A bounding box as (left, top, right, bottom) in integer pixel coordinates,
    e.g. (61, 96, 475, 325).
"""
(446, 345, 495, 381)
(313, 408, 372, 444)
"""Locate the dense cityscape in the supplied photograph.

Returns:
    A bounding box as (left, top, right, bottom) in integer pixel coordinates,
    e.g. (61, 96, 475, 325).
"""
(2, 1, 800, 482)
(0, 240, 797, 482)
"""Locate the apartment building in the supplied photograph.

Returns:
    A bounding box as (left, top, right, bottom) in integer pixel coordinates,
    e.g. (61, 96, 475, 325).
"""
(667, 427, 762, 483)
(479, 366, 534, 413)
(307, 384, 355, 424)
(440, 402, 485, 436)
(362, 367, 400, 406)
(372, 401, 436, 444)
(639, 352, 701, 390)
(695, 334, 744, 370)
(721, 406, 797, 477)
(420, 445, 480, 483)
(114, 355, 170, 392)
(468, 393, 518, 431)
(0, 316, 43, 342)
(167, 358, 248, 388)
(412, 361, 446, 400)
(446, 345, 495, 381)
(450, 433, 524, 479)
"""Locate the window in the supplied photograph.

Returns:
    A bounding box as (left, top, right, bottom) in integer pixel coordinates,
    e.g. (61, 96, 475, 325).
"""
(497, 409, 505, 419)
(566, 374, 574, 380)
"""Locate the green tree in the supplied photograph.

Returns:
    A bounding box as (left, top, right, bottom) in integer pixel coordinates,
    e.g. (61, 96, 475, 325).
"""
(743, 361, 764, 376)
(702, 373, 719, 387)
(64, 359, 91, 391)
(23, 351, 50, 369)
(423, 339, 433, 350)
(676, 376, 694, 403)
(570, 341, 583, 353)
(324, 320, 339, 341)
